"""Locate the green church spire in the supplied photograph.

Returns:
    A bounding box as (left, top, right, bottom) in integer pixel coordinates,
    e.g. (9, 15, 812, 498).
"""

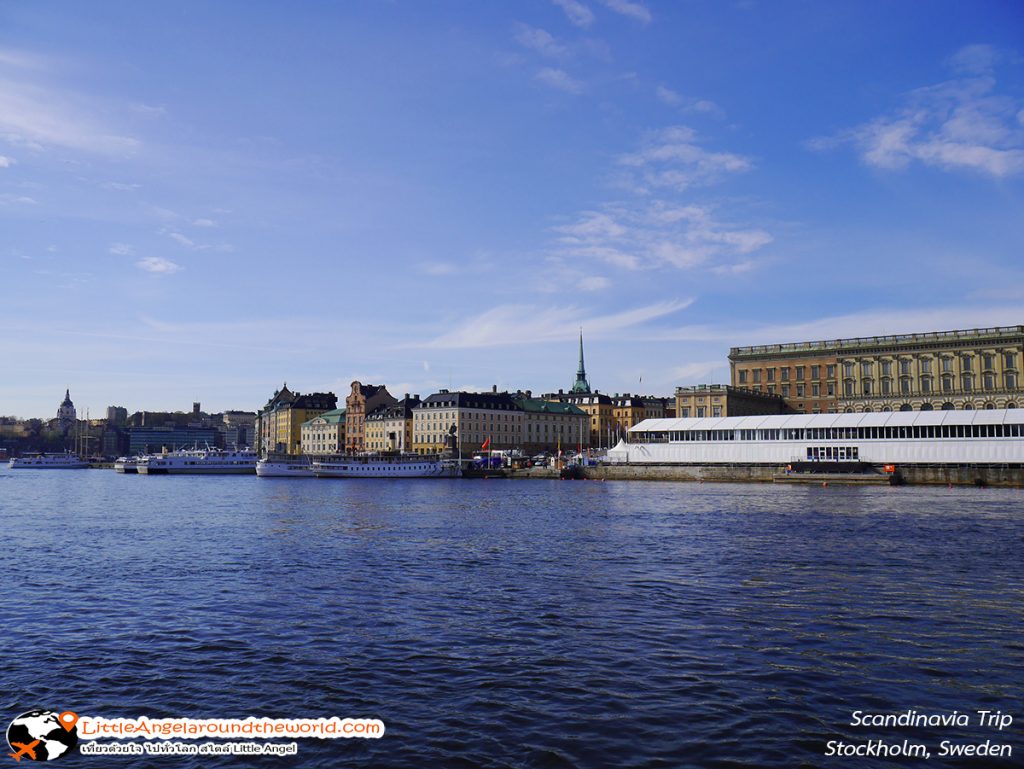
(571, 328, 591, 393)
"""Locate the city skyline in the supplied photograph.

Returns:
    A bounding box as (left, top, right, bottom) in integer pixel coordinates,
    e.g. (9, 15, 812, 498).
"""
(2, 1, 1023, 418)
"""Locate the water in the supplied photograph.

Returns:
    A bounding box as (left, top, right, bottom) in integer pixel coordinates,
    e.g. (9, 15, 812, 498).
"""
(1, 469, 1021, 768)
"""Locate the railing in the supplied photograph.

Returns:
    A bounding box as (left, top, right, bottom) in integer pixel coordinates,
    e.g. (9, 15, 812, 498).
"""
(730, 325, 1024, 356)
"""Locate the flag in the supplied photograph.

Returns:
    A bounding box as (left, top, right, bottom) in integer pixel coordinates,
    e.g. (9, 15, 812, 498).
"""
(481, 437, 491, 451)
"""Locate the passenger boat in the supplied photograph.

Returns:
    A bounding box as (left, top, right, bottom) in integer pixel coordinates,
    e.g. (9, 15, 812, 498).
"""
(114, 456, 140, 473)
(137, 447, 257, 475)
(8, 452, 89, 469)
(312, 453, 460, 478)
(256, 456, 314, 477)
(609, 409, 1024, 466)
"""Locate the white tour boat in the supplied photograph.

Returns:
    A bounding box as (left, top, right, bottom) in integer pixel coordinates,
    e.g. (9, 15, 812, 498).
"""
(8, 452, 90, 469)
(137, 447, 257, 475)
(114, 456, 140, 473)
(312, 453, 460, 478)
(256, 456, 314, 477)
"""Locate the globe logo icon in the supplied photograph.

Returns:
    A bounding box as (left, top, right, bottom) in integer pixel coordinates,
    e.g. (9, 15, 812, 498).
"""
(6, 710, 78, 762)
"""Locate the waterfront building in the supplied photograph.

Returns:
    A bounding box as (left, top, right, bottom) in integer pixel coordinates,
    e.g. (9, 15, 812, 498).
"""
(127, 426, 219, 455)
(344, 382, 397, 453)
(221, 410, 257, 448)
(300, 408, 346, 455)
(571, 330, 591, 393)
(366, 395, 420, 452)
(729, 325, 1024, 413)
(57, 389, 76, 434)
(517, 397, 588, 455)
(612, 409, 1024, 466)
(413, 388, 523, 455)
(106, 406, 128, 426)
(542, 331, 616, 447)
(256, 384, 337, 455)
(675, 384, 793, 419)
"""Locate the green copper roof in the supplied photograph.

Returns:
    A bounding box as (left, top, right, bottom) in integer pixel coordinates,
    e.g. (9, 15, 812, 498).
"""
(302, 408, 346, 426)
(571, 329, 591, 393)
(516, 398, 586, 416)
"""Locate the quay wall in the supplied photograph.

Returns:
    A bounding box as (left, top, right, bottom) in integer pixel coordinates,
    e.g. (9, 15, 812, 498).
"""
(510, 464, 1024, 487)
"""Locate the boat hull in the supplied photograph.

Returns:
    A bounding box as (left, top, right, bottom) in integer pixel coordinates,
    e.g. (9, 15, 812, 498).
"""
(256, 460, 314, 477)
(313, 455, 459, 478)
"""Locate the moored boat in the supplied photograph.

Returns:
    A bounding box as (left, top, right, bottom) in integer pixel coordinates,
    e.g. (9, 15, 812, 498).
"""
(137, 447, 257, 475)
(114, 456, 140, 473)
(256, 456, 314, 477)
(312, 453, 460, 478)
(8, 452, 89, 469)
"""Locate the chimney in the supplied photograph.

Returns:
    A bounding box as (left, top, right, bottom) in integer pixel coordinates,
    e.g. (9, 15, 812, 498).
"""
(525, 390, 532, 398)
(414, 394, 419, 400)
(193, 402, 201, 415)
(492, 384, 497, 393)
(405, 393, 410, 400)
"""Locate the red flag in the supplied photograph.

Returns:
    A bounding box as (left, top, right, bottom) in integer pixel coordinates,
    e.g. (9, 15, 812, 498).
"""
(481, 437, 491, 451)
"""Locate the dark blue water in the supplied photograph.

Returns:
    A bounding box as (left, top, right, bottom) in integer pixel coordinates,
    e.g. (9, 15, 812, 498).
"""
(1, 469, 1021, 768)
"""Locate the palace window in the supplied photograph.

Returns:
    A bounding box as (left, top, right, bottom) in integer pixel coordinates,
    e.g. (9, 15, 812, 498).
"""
(811, 365, 820, 379)
(900, 378, 912, 394)
(861, 361, 872, 377)
(984, 354, 995, 370)
(811, 383, 820, 397)
(796, 366, 805, 380)
(961, 355, 973, 371)
(961, 373, 973, 392)
(827, 364, 836, 379)
(882, 361, 893, 376)
(921, 376, 932, 394)
(900, 359, 912, 375)
(796, 384, 805, 397)
(862, 379, 873, 396)
(881, 378, 892, 395)
(942, 358, 953, 373)
(920, 359, 931, 374)
(984, 373, 995, 391)
(827, 383, 835, 396)
(752, 369, 761, 383)
(712, 406, 721, 417)
(844, 380, 854, 396)
(781, 367, 790, 381)
(782, 385, 790, 397)
(843, 363, 854, 377)
(767, 368, 776, 383)
(1006, 372, 1018, 389)
(738, 369, 748, 384)
(1004, 352, 1017, 370)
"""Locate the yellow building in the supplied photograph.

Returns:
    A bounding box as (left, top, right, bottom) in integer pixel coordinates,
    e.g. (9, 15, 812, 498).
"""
(413, 389, 523, 456)
(730, 325, 1024, 413)
(675, 385, 791, 418)
(366, 395, 420, 452)
(256, 384, 337, 455)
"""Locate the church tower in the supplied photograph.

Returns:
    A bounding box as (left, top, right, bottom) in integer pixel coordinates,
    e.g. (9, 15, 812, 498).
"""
(571, 329, 591, 393)
(57, 389, 77, 434)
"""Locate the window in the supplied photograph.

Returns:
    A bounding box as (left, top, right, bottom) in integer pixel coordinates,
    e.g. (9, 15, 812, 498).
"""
(942, 358, 953, 373)
(881, 378, 892, 395)
(920, 359, 931, 374)
(984, 354, 995, 370)
(753, 369, 761, 383)
(712, 406, 721, 417)
(942, 376, 953, 393)
(861, 361, 872, 377)
(696, 407, 705, 417)
(779, 367, 789, 381)
(738, 369, 748, 384)
(900, 359, 912, 375)
(767, 386, 775, 395)
(844, 381, 854, 396)
(767, 368, 776, 383)
(796, 384, 805, 397)
(681, 407, 689, 417)
(881, 361, 892, 376)
(1006, 373, 1017, 389)
(901, 378, 911, 394)
(961, 355, 973, 371)
(811, 383, 820, 397)
(844, 362, 854, 377)
(827, 364, 836, 379)
(782, 385, 790, 397)
(1004, 352, 1017, 370)
(984, 373, 995, 391)
(961, 373, 973, 392)
(827, 383, 836, 396)
(921, 376, 932, 394)
(796, 366, 805, 380)
(863, 380, 872, 396)
(811, 365, 820, 379)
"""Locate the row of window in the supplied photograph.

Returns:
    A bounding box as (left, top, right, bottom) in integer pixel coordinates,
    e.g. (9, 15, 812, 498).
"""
(638, 422, 1024, 442)
(845, 372, 1018, 396)
(738, 353, 1020, 385)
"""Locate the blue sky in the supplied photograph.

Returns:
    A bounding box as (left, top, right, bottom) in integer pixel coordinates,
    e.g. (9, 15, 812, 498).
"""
(2, 1, 1023, 418)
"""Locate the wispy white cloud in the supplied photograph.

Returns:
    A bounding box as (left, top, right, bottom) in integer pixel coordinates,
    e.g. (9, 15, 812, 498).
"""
(580, 276, 611, 291)
(192, 218, 216, 227)
(809, 44, 1024, 178)
(0, 154, 13, 167)
(135, 257, 181, 274)
(419, 262, 457, 276)
(670, 360, 723, 383)
(536, 67, 584, 94)
(0, 193, 37, 205)
(108, 243, 135, 256)
(513, 24, 567, 58)
(168, 232, 195, 248)
(552, 0, 594, 28)
(130, 103, 166, 118)
(600, 0, 652, 24)
(656, 85, 682, 106)
(101, 181, 140, 191)
(553, 201, 772, 273)
(422, 299, 692, 349)
(617, 125, 752, 192)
